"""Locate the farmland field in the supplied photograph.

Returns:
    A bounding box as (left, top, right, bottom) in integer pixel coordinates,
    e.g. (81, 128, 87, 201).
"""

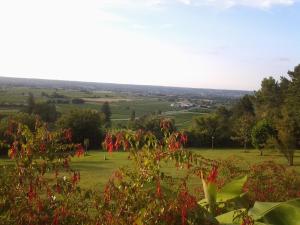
(0, 86, 209, 129)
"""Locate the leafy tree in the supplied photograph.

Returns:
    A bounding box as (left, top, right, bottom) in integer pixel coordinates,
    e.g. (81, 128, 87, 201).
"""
(101, 101, 112, 128)
(131, 115, 176, 140)
(286, 64, 300, 125)
(274, 108, 299, 166)
(215, 106, 233, 146)
(33, 102, 59, 123)
(26, 92, 35, 114)
(254, 77, 281, 120)
(192, 114, 220, 149)
(130, 109, 136, 121)
(232, 113, 255, 151)
(232, 95, 255, 119)
(251, 120, 276, 156)
(57, 109, 104, 148)
(128, 110, 136, 129)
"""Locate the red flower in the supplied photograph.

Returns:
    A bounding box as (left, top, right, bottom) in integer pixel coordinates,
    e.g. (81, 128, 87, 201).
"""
(8, 145, 17, 159)
(104, 134, 114, 153)
(39, 143, 46, 153)
(75, 144, 84, 157)
(64, 129, 72, 142)
(28, 183, 36, 202)
(156, 181, 163, 198)
(242, 216, 254, 225)
(104, 184, 111, 203)
(180, 134, 188, 144)
(207, 166, 218, 184)
(72, 172, 80, 185)
(179, 190, 197, 225)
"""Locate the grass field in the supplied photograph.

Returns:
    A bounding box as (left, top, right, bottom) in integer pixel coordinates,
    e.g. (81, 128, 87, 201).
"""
(71, 149, 300, 189)
(1, 149, 299, 195)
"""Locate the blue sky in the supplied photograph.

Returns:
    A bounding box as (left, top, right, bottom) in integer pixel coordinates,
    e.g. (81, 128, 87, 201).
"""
(0, 0, 299, 90)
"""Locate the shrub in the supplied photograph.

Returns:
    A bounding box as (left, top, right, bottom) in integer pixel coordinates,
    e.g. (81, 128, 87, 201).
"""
(244, 161, 300, 202)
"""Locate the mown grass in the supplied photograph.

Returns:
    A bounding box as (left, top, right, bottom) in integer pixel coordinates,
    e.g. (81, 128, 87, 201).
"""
(68, 149, 300, 190)
(1, 149, 299, 193)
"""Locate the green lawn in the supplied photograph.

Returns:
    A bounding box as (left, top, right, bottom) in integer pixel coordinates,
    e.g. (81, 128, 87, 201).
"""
(1, 149, 299, 191)
(68, 149, 300, 190)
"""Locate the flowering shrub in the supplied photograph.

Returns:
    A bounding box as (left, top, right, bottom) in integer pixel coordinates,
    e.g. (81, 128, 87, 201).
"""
(244, 161, 300, 202)
(0, 120, 93, 225)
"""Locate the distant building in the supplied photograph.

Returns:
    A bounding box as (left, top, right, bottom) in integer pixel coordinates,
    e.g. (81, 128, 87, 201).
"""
(171, 100, 195, 109)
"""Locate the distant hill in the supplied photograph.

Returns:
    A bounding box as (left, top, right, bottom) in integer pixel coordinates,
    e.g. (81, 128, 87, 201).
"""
(0, 76, 252, 99)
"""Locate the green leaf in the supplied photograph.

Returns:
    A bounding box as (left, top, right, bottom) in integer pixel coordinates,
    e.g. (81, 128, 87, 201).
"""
(249, 198, 300, 225)
(216, 209, 245, 224)
(217, 176, 247, 203)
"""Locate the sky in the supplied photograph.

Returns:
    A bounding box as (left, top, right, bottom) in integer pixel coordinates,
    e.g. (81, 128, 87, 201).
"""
(0, 0, 299, 90)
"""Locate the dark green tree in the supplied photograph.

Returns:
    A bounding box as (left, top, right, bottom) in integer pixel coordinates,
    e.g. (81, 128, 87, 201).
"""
(34, 103, 59, 123)
(286, 64, 300, 124)
(251, 120, 276, 156)
(57, 109, 104, 148)
(192, 114, 220, 149)
(101, 102, 112, 128)
(254, 77, 281, 120)
(274, 106, 299, 166)
(26, 92, 35, 115)
(232, 95, 255, 119)
(130, 110, 136, 121)
(231, 113, 255, 151)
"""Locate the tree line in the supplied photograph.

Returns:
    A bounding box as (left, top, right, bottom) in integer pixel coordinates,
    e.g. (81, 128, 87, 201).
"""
(188, 64, 300, 165)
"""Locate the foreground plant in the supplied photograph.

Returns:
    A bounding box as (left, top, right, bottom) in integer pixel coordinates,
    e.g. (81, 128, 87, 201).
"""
(1, 118, 300, 225)
(0, 120, 93, 225)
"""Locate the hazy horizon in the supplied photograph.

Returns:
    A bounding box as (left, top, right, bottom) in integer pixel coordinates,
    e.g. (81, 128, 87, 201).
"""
(0, 0, 299, 90)
(0, 75, 253, 92)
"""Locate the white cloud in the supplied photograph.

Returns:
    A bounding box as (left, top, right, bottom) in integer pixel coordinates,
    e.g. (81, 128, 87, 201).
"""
(178, 0, 296, 9)
(102, 0, 296, 9)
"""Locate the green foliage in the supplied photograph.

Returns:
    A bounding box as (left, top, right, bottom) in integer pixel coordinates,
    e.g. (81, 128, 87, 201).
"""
(57, 109, 104, 148)
(26, 92, 35, 114)
(71, 98, 85, 104)
(33, 102, 59, 123)
(251, 120, 276, 155)
(231, 114, 255, 150)
(101, 101, 112, 128)
(232, 95, 255, 118)
(217, 176, 248, 203)
(129, 115, 176, 140)
(191, 113, 221, 148)
(249, 199, 300, 225)
(0, 112, 37, 148)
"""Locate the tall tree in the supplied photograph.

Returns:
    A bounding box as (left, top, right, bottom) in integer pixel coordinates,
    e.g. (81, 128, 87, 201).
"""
(275, 108, 299, 166)
(101, 102, 112, 128)
(251, 120, 276, 156)
(286, 64, 300, 124)
(130, 110, 136, 122)
(232, 95, 255, 119)
(254, 77, 281, 120)
(232, 113, 255, 151)
(193, 114, 220, 149)
(26, 92, 35, 115)
(58, 109, 103, 148)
